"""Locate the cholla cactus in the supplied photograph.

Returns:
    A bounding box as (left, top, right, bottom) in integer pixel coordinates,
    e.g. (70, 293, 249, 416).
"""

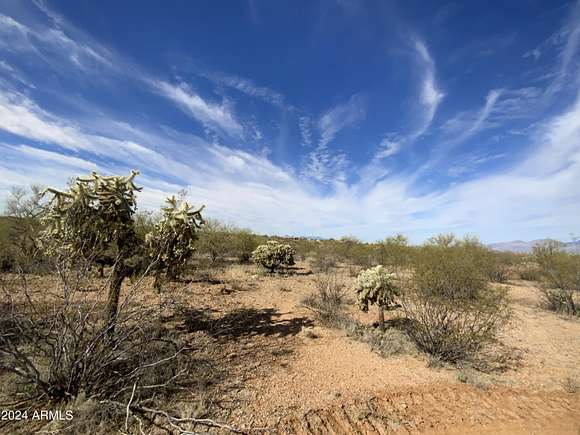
(146, 196, 204, 287)
(251, 240, 295, 273)
(40, 170, 141, 258)
(354, 265, 399, 328)
(40, 171, 142, 331)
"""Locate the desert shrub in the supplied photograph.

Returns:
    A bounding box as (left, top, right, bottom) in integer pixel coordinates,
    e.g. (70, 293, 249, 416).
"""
(533, 242, 579, 316)
(376, 233, 411, 270)
(403, 243, 511, 362)
(0, 272, 194, 433)
(0, 218, 14, 272)
(251, 240, 295, 273)
(230, 228, 262, 263)
(310, 244, 339, 273)
(195, 218, 230, 263)
(1, 185, 47, 273)
(483, 251, 518, 283)
(329, 236, 375, 267)
(146, 196, 204, 289)
(301, 273, 347, 325)
(133, 210, 159, 240)
(518, 261, 544, 281)
(354, 265, 400, 329)
(401, 287, 510, 362)
(291, 238, 319, 261)
(425, 232, 459, 248)
(412, 238, 491, 301)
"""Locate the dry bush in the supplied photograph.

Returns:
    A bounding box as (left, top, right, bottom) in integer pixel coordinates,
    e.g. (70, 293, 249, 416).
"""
(518, 262, 544, 281)
(345, 322, 416, 358)
(402, 242, 511, 363)
(301, 273, 348, 326)
(0, 268, 223, 434)
(401, 288, 511, 363)
(562, 376, 579, 394)
(302, 273, 415, 357)
(533, 242, 580, 316)
(310, 248, 338, 273)
(485, 251, 518, 283)
(412, 243, 489, 300)
(195, 218, 231, 264)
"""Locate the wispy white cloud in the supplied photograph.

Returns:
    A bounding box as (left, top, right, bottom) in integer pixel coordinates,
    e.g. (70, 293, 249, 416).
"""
(442, 89, 503, 143)
(371, 39, 444, 165)
(447, 152, 506, 177)
(411, 39, 445, 139)
(299, 115, 313, 147)
(197, 68, 287, 109)
(375, 138, 401, 159)
(300, 94, 366, 185)
(13, 144, 98, 171)
(318, 93, 366, 147)
(301, 144, 349, 185)
(153, 80, 244, 139)
(0, 12, 112, 72)
(2, 87, 580, 242)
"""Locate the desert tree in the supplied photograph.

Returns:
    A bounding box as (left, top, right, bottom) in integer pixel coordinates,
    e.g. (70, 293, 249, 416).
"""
(3, 185, 45, 271)
(426, 233, 458, 248)
(377, 233, 410, 270)
(196, 218, 230, 263)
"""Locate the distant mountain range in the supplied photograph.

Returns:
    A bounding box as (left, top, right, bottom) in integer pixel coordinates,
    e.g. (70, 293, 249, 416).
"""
(488, 239, 580, 254)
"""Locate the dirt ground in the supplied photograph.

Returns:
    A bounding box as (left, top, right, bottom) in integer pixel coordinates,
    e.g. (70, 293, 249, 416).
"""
(3, 262, 579, 434)
(166, 262, 580, 434)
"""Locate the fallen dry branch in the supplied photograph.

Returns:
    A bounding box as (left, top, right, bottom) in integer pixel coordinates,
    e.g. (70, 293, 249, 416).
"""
(104, 399, 259, 434)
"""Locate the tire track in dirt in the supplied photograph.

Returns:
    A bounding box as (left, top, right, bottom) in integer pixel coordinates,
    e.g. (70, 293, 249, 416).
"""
(276, 385, 580, 434)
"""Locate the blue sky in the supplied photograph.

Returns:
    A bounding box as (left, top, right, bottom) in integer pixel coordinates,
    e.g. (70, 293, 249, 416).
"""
(0, 0, 579, 243)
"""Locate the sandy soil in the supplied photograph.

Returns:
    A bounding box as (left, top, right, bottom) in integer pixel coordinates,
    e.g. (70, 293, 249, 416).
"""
(3, 263, 579, 434)
(172, 263, 580, 434)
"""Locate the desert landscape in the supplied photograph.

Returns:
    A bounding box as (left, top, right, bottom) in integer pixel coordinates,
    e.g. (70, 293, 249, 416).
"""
(1, 1, 580, 434)
(0, 176, 579, 434)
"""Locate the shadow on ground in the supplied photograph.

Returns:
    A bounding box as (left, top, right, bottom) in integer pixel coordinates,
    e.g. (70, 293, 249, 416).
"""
(180, 307, 314, 339)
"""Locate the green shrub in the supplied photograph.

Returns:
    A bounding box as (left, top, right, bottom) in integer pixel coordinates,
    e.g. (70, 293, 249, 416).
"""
(196, 218, 230, 263)
(376, 233, 411, 270)
(251, 240, 295, 273)
(533, 241, 579, 316)
(1, 186, 46, 272)
(230, 228, 262, 263)
(354, 265, 400, 329)
(412, 243, 488, 301)
(402, 240, 511, 362)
